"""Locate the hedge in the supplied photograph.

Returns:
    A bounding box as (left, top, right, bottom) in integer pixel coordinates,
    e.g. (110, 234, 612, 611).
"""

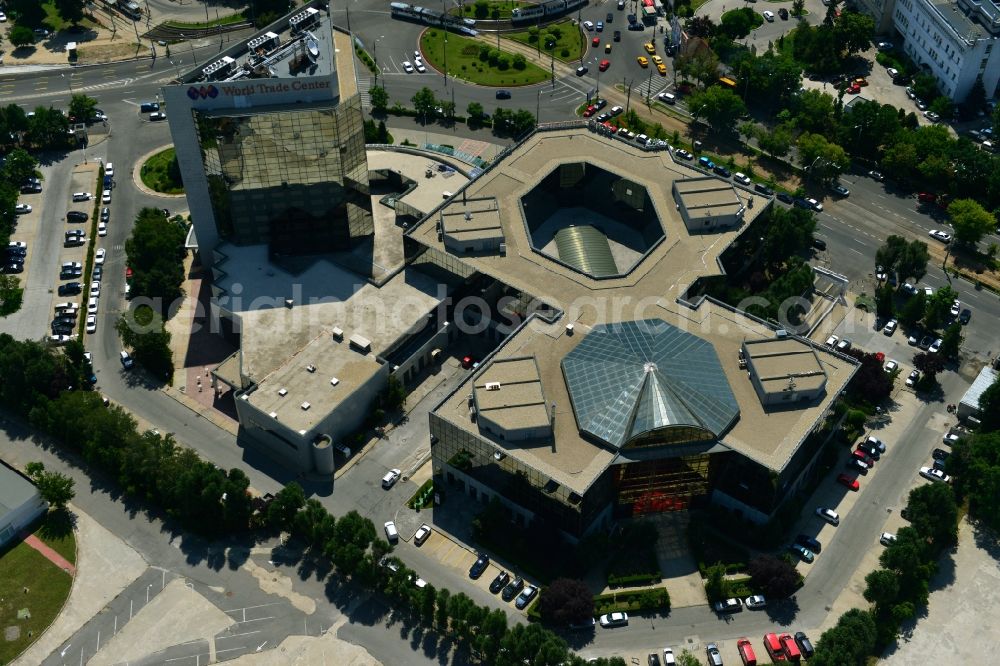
(593, 587, 670, 615)
(607, 572, 662, 588)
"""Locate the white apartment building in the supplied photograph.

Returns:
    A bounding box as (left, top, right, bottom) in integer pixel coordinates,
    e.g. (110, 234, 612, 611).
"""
(891, 0, 1000, 101)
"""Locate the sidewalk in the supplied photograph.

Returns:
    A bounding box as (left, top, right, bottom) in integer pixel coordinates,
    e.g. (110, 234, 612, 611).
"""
(23, 534, 77, 576)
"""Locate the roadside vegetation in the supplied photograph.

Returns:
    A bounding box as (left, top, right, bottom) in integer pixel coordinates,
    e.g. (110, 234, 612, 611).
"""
(452, 0, 528, 20)
(419, 29, 550, 87)
(506, 20, 585, 63)
(140, 147, 185, 195)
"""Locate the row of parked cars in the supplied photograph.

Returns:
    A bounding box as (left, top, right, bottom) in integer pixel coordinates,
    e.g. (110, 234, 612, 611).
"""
(646, 632, 813, 665)
(476, 554, 539, 609)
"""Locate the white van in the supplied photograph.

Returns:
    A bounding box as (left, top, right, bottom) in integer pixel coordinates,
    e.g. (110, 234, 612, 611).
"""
(384, 521, 398, 543)
(763, 10, 775, 20)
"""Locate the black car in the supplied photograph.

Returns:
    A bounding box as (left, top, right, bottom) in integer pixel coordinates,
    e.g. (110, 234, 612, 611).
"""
(67, 211, 89, 222)
(60, 269, 83, 280)
(596, 112, 611, 122)
(58, 282, 83, 296)
(3, 263, 24, 274)
(857, 442, 881, 460)
(53, 315, 77, 326)
(778, 7, 789, 18)
(5, 248, 26, 259)
(514, 585, 538, 610)
(795, 534, 822, 554)
(469, 553, 490, 579)
(489, 570, 510, 594)
(794, 632, 815, 658)
(932, 448, 950, 461)
(793, 197, 813, 209)
(93, 266, 103, 281)
(101, 207, 110, 222)
(627, 22, 644, 30)
(919, 335, 933, 350)
(606, 12, 613, 21)
(51, 322, 74, 335)
(754, 183, 774, 196)
(846, 458, 869, 475)
(959, 308, 971, 324)
(811, 237, 827, 250)
(713, 165, 731, 178)
(576, 65, 588, 76)
(613, 30, 621, 41)
(777, 192, 794, 204)
(665, 43, 677, 56)
(501, 576, 525, 601)
(495, 89, 511, 100)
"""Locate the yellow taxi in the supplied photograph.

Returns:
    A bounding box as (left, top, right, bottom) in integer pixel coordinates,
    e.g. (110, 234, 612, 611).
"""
(636, 56, 649, 67)
(605, 42, 612, 53)
(657, 63, 667, 75)
(644, 42, 656, 54)
(651, 55, 663, 66)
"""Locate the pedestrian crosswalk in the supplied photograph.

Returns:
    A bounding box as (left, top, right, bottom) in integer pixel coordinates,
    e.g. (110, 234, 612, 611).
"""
(633, 78, 669, 102)
(358, 75, 373, 108)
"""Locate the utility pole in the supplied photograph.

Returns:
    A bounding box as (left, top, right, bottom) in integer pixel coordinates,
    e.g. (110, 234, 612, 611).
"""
(626, 79, 633, 113)
(536, 88, 541, 125)
(646, 68, 652, 105)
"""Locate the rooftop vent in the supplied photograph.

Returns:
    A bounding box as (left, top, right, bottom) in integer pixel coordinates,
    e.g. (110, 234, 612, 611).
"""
(330, 377, 340, 386)
(566, 323, 574, 335)
(269, 411, 278, 419)
(300, 402, 311, 411)
(247, 31, 280, 53)
(284, 298, 294, 308)
(278, 388, 288, 396)
(306, 364, 316, 373)
(465, 211, 472, 221)
(485, 382, 501, 391)
(202, 56, 236, 80)
(331, 327, 344, 341)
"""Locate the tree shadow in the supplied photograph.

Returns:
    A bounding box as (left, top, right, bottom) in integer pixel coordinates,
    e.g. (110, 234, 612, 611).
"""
(970, 520, 1000, 562)
(765, 596, 801, 626)
(37, 507, 77, 542)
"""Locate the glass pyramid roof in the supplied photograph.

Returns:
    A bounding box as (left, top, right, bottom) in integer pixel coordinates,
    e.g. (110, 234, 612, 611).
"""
(561, 319, 740, 448)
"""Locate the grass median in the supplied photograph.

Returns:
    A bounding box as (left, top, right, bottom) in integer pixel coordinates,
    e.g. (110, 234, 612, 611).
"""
(419, 29, 550, 87)
(140, 147, 184, 195)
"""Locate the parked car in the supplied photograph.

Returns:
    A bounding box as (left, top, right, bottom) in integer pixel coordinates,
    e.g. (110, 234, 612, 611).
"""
(794, 631, 815, 658)
(745, 594, 767, 609)
(86, 314, 97, 334)
(830, 183, 850, 197)
(71, 192, 93, 202)
(880, 532, 897, 546)
(489, 570, 510, 594)
(674, 149, 693, 160)
(884, 359, 898, 374)
(804, 197, 823, 211)
(713, 165, 731, 178)
(14, 204, 31, 214)
(120, 350, 134, 369)
(413, 523, 431, 546)
(599, 611, 629, 627)
(795, 533, 822, 553)
(788, 543, 815, 562)
(959, 308, 972, 324)
(515, 585, 538, 609)
(95, 248, 106, 265)
(732, 172, 751, 186)
(713, 597, 742, 613)
(150, 111, 167, 121)
(816, 507, 840, 525)
(381, 468, 401, 489)
(928, 229, 952, 243)
(754, 183, 774, 196)
(883, 319, 898, 335)
(501, 576, 524, 601)
(835, 338, 852, 352)
(919, 466, 950, 483)
(929, 338, 943, 353)
(469, 553, 490, 579)
(67, 210, 89, 222)
(837, 473, 860, 491)
(868, 169, 885, 181)
(853, 449, 875, 467)
(863, 435, 886, 455)
(102, 188, 112, 203)
(384, 520, 398, 542)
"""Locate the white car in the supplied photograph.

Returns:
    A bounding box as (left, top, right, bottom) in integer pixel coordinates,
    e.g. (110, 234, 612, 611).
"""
(816, 507, 840, 525)
(744, 594, 767, 610)
(95, 248, 106, 265)
(943, 432, 961, 445)
(0, 11, 7, 22)
(906, 369, 920, 387)
(414, 523, 432, 546)
(879, 532, 897, 546)
(599, 611, 628, 627)
(928, 229, 952, 243)
(381, 468, 401, 489)
(924, 110, 941, 122)
(825, 334, 839, 347)
(90, 281, 101, 297)
(610, 105, 624, 116)
(9, 241, 27, 251)
(886, 66, 900, 78)
(762, 10, 775, 20)
(149, 111, 167, 121)
(950, 299, 961, 317)
(15, 204, 32, 214)
(415, 61, 427, 73)
(733, 172, 751, 186)
(658, 92, 676, 104)
(105, 162, 114, 178)
(98, 222, 108, 236)
(805, 197, 823, 212)
(919, 466, 950, 483)
(102, 189, 112, 203)
(928, 338, 943, 353)
(883, 319, 897, 335)
(402, 61, 414, 73)
(88, 297, 99, 314)
(884, 359, 898, 374)
(583, 20, 594, 30)
(86, 314, 97, 334)
(835, 338, 852, 352)
(72, 192, 93, 201)
(48, 334, 74, 345)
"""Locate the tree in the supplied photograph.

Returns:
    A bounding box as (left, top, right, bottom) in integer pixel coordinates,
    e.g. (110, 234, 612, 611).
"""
(948, 198, 995, 245)
(116, 307, 174, 379)
(124, 207, 187, 310)
(937, 321, 962, 359)
(685, 16, 717, 38)
(923, 285, 958, 329)
(538, 578, 594, 626)
(904, 482, 958, 548)
(793, 89, 837, 134)
(266, 482, 306, 530)
(411, 87, 438, 118)
(26, 106, 70, 149)
(897, 290, 926, 327)
(844, 350, 893, 404)
(762, 206, 817, 267)
(875, 283, 894, 319)
(509, 109, 537, 137)
(1, 148, 39, 187)
(675, 49, 721, 88)
(912, 351, 945, 380)
(720, 8, 757, 39)
(810, 608, 876, 666)
(25, 461, 76, 509)
(833, 11, 874, 54)
(676, 651, 702, 666)
(703, 562, 731, 602)
(252, 0, 292, 26)
(9, 26, 35, 49)
(748, 554, 800, 598)
(467, 101, 485, 125)
(977, 379, 1000, 432)
(54, 0, 86, 25)
(863, 568, 900, 609)
(688, 86, 746, 134)
(757, 122, 794, 158)
(948, 431, 1000, 529)
(369, 85, 389, 113)
(797, 132, 849, 182)
(898, 239, 930, 282)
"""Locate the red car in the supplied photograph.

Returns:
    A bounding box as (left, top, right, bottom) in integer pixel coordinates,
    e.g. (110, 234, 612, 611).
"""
(592, 36, 600, 47)
(461, 355, 475, 369)
(852, 449, 874, 467)
(837, 473, 860, 491)
(918, 192, 937, 203)
(599, 59, 610, 71)
(847, 82, 861, 94)
(583, 105, 596, 117)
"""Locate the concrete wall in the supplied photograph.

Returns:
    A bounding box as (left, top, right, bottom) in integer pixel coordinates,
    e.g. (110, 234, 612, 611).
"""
(0, 492, 47, 548)
(235, 392, 315, 471)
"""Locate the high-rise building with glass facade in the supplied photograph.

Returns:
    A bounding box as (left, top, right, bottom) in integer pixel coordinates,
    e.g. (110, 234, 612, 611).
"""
(162, 1, 372, 257)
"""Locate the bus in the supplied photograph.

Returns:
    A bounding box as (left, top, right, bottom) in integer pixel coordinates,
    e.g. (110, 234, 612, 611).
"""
(719, 76, 737, 89)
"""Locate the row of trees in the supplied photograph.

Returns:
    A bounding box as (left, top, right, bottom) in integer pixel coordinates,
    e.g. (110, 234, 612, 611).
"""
(810, 480, 959, 664)
(369, 86, 537, 139)
(947, 383, 1000, 530)
(0, 334, 254, 534)
(0, 147, 41, 314)
(264, 483, 620, 666)
(0, 103, 73, 152)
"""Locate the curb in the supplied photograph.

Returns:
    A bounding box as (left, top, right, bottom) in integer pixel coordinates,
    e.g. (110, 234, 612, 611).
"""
(132, 145, 187, 198)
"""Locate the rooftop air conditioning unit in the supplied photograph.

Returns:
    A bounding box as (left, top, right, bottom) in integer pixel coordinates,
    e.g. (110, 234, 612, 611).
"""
(284, 298, 294, 308)
(331, 327, 344, 341)
(300, 402, 311, 411)
(269, 411, 278, 419)
(278, 388, 288, 396)
(485, 382, 501, 391)
(306, 364, 316, 373)
(566, 324, 574, 335)
(330, 377, 339, 386)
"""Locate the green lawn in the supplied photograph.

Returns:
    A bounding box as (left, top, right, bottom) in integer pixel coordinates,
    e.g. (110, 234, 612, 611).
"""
(36, 510, 77, 566)
(419, 29, 550, 87)
(0, 521, 75, 663)
(164, 13, 248, 30)
(506, 19, 585, 64)
(450, 0, 528, 20)
(140, 147, 184, 195)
